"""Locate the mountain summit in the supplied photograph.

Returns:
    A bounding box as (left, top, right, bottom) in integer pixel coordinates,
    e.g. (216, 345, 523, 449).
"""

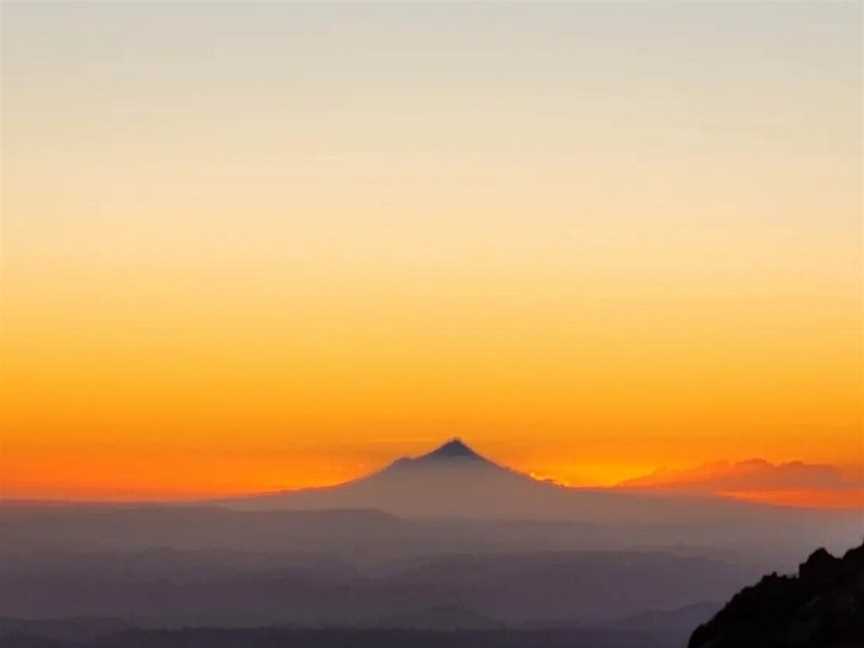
(381, 438, 500, 475)
(414, 438, 485, 462)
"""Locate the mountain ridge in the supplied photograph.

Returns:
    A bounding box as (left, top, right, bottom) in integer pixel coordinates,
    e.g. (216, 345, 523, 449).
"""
(688, 539, 864, 647)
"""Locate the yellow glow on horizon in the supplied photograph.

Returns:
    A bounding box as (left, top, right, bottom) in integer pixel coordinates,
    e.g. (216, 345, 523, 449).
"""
(1, 2, 861, 507)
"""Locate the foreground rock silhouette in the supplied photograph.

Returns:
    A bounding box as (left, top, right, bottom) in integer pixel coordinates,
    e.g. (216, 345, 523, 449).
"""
(688, 539, 864, 648)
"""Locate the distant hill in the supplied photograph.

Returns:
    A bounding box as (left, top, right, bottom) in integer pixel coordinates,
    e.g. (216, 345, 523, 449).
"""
(0, 618, 131, 643)
(0, 626, 655, 648)
(688, 539, 864, 648)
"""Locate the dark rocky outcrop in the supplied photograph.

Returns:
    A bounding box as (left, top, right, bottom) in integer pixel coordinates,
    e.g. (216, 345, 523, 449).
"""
(688, 539, 864, 648)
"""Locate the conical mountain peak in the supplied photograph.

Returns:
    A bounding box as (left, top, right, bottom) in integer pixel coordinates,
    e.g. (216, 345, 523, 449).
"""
(421, 438, 483, 461)
(377, 439, 498, 478)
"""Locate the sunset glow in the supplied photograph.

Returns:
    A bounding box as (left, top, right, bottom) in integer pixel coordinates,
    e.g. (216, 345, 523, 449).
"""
(2, 2, 861, 507)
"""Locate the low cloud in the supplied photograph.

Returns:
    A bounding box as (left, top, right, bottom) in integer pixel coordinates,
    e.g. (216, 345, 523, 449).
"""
(616, 460, 863, 508)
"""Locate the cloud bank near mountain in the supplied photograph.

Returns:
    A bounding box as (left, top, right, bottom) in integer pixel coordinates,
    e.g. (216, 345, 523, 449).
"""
(617, 460, 863, 508)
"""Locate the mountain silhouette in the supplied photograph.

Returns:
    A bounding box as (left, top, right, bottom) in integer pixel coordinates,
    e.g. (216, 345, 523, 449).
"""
(228, 439, 550, 518)
(223, 440, 864, 550)
(688, 539, 864, 647)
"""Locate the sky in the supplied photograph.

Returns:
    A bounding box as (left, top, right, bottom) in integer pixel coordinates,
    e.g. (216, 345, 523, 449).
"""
(1, 2, 862, 503)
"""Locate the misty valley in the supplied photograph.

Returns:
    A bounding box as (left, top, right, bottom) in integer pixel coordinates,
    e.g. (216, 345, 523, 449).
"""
(2, 442, 862, 647)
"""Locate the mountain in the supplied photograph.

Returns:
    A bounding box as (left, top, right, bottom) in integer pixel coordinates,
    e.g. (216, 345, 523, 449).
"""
(221, 440, 862, 559)
(225, 439, 559, 519)
(688, 539, 864, 648)
(228, 438, 732, 522)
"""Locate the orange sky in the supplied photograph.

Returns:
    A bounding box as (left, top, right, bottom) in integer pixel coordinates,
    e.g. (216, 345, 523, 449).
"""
(1, 3, 861, 506)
